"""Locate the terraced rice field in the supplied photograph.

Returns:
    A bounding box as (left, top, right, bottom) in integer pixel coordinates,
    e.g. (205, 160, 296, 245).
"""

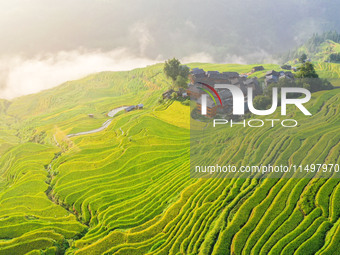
(0, 143, 86, 255)
(0, 63, 339, 254)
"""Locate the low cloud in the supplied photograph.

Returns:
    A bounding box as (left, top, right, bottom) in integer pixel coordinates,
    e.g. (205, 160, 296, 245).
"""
(129, 22, 155, 56)
(1, 49, 225, 100)
(181, 52, 214, 64)
(0, 48, 278, 100)
(0, 48, 158, 100)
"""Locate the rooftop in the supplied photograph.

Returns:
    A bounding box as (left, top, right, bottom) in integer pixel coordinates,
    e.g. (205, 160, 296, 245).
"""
(188, 85, 202, 94)
(191, 68, 205, 75)
(197, 97, 216, 108)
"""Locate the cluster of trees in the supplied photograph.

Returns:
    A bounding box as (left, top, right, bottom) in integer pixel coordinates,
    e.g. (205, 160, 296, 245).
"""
(304, 31, 340, 53)
(253, 57, 333, 110)
(163, 58, 189, 89)
(329, 53, 340, 62)
(282, 31, 340, 62)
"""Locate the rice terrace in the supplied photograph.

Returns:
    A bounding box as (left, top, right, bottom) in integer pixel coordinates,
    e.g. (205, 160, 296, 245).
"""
(0, 54, 339, 255)
(3, 1, 340, 252)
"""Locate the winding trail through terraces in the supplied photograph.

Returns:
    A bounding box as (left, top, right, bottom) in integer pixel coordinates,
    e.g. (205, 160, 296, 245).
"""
(67, 106, 128, 138)
(43, 106, 129, 249)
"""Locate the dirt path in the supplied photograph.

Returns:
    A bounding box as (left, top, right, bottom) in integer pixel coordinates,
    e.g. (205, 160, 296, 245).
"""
(67, 106, 128, 138)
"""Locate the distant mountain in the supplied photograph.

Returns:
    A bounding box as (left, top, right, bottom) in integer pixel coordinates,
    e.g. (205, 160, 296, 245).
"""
(281, 31, 340, 63)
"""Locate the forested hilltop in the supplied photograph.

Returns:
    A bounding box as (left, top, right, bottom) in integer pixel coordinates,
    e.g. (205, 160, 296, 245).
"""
(281, 31, 340, 63)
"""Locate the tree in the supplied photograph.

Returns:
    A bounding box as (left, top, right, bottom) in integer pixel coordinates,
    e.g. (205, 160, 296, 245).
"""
(296, 62, 319, 79)
(179, 65, 189, 78)
(265, 77, 296, 98)
(299, 53, 308, 63)
(164, 58, 181, 82)
(302, 83, 311, 91)
(175, 75, 188, 88)
(295, 62, 333, 92)
(163, 58, 189, 88)
(252, 95, 272, 110)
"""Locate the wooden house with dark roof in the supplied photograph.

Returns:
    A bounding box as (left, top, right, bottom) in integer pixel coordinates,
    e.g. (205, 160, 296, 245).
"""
(244, 78, 261, 96)
(252, 66, 264, 73)
(162, 89, 175, 99)
(196, 97, 218, 118)
(125, 105, 136, 112)
(190, 68, 206, 83)
(187, 86, 202, 99)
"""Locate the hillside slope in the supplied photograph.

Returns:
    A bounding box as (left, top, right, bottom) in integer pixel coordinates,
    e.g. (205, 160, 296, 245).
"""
(49, 88, 339, 255)
(0, 63, 339, 254)
(282, 31, 340, 64)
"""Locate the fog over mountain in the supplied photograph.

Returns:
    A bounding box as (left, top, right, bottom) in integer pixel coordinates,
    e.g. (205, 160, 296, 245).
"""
(0, 0, 339, 99)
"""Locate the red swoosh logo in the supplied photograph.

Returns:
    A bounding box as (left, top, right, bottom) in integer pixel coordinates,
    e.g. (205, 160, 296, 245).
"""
(197, 82, 223, 106)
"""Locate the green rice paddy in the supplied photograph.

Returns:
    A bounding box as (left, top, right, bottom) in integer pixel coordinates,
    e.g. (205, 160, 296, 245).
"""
(0, 63, 339, 254)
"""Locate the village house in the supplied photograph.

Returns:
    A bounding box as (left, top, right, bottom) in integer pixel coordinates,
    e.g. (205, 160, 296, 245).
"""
(125, 104, 144, 112)
(176, 88, 188, 97)
(162, 89, 175, 99)
(125, 105, 136, 112)
(162, 88, 188, 99)
(190, 69, 241, 86)
(187, 67, 263, 116)
(251, 66, 264, 73)
(281, 64, 292, 70)
(189, 68, 206, 83)
(266, 70, 280, 77)
(265, 70, 295, 86)
(224, 72, 240, 78)
(216, 89, 232, 113)
(206, 71, 220, 79)
(231, 77, 242, 86)
(187, 86, 202, 99)
(244, 78, 262, 96)
(196, 97, 218, 118)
